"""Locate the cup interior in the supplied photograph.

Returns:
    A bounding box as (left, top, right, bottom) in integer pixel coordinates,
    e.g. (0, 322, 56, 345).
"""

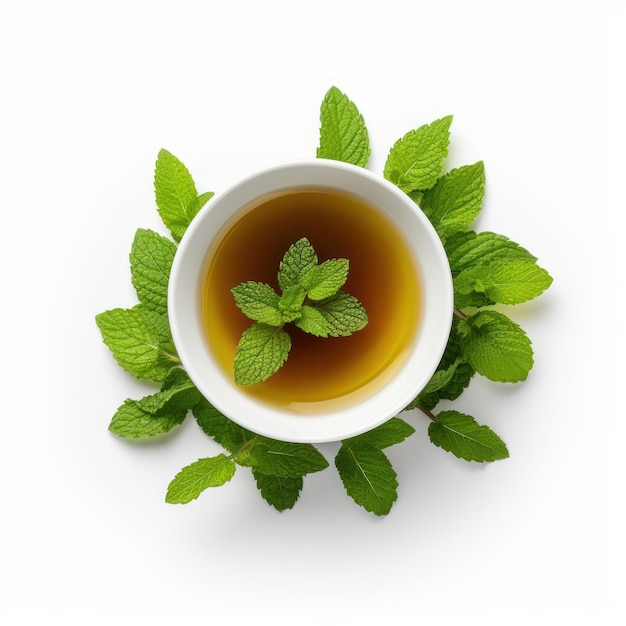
(168, 160, 453, 443)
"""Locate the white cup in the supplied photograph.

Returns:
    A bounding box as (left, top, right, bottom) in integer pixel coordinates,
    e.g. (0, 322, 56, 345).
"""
(168, 159, 453, 443)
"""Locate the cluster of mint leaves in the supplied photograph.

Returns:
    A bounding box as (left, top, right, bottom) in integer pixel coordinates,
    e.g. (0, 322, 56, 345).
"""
(232, 237, 368, 385)
(96, 86, 552, 516)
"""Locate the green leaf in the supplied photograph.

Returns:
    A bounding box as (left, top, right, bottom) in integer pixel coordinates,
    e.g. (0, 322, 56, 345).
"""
(233, 323, 292, 385)
(278, 284, 306, 322)
(454, 259, 553, 305)
(313, 292, 368, 337)
(301, 258, 349, 300)
(278, 237, 318, 291)
(419, 162, 485, 241)
(192, 398, 252, 453)
(343, 417, 415, 450)
(458, 310, 533, 383)
(317, 86, 370, 167)
(95, 305, 179, 382)
(335, 443, 398, 516)
(154, 149, 202, 242)
(231, 281, 282, 325)
(129, 228, 177, 316)
(383, 116, 453, 193)
(294, 305, 330, 337)
(165, 455, 236, 504)
(187, 190, 214, 221)
(428, 410, 509, 462)
(445, 231, 536, 277)
(252, 471, 303, 512)
(243, 437, 329, 477)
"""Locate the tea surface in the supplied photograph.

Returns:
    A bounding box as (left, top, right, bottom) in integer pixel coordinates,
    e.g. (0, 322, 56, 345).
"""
(202, 187, 421, 414)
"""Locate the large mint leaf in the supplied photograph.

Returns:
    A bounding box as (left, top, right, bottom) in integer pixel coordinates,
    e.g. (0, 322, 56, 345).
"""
(95, 305, 179, 382)
(154, 149, 208, 241)
(252, 471, 303, 512)
(233, 323, 291, 385)
(419, 161, 485, 241)
(335, 443, 398, 516)
(294, 305, 330, 337)
(383, 116, 453, 193)
(428, 410, 509, 462)
(130, 228, 177, 316)
(165, 455, 236, 504)
(301, 258, 349, 300)
(317, 86, 370, 167)
(445, 231, 536, 277)
(454, 259, 553, 305)
(192, 398, 252, 453)
(458, 310, 533, 383)
(313, 292, 368, 337)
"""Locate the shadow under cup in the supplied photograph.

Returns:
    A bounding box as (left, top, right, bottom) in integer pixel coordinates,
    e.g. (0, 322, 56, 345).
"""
(168, 160, 453, 443)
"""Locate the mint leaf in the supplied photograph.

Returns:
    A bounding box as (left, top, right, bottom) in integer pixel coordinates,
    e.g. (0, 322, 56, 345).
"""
(278, 285, 306, 322)
(294, 305, 330, 337)
(134, 368, 200, 413)
(317, 86, 370, 167)
(192, 398, 252, 453)
(458, 310, 533, 383)
(454, 259, 553, 305)
(419, 162, 485, 241)
(383, 116, 453, 193)
(445, 231, 536, 277)
(428, 410, 509, 462)
(187, 190, 214, 220)
(108, 398, 187, 438)
(313, 292, 368, 337)
(154, 149, 203, 242)
(335, 443, 398, 516)
(231, 281, 282, 325)
(252, 471, 303, 512)
(130, 228, 177, 316)
(242, 437, 329, 478)
(278, 237, 318, 291)
(165, 455, 236, 504)
(343, 417, 415, 450)
(95, 305, 179, 382)
(233, 323, 291, 385)
(301, 258, 349, 300)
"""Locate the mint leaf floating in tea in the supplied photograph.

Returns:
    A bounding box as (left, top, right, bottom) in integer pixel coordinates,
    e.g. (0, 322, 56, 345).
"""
(232, 237, 368, 385)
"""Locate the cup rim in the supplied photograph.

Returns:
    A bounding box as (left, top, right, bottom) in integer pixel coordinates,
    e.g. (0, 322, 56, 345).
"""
(168, 159, 453, 443)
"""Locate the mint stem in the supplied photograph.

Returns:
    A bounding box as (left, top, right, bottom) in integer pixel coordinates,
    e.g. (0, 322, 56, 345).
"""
(417, 406, 437, 422)
(453, 307, 468, 320)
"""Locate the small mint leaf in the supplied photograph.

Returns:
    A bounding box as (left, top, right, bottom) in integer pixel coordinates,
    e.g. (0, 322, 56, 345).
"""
(130, 229, 177, 316)
(233, 323, 291, 385)
(301, 258, 349, 300)
(343, 417, 415, 450)
(245, 437, 329, 477)
(278, 237, 318, 291)
(154, 149, 200, 242)
(419, 161, 485, 241)
(278, 284, 306, 322)
(294, 305, 330, 337)
(317, 86, 370, 167)
(252, 471, 303, 512)
(165, 455, 236, 504)
(383, 116, 453, 193)
(428, 410, 509, 462)
(231, 281, 282, 325)
(313, 292, 368, 337)
(454, 259, 553, 305)
(192, 398, 252, 453)
(335, 443, 398, 516)
(459, 310, 533, 383)
(95, 306, 179, 382)
(108, 399, 187, 439)
(187, 191, 214, 223)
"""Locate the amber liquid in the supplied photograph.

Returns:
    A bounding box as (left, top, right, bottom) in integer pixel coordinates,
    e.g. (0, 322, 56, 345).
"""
(202, 187, 421, 414)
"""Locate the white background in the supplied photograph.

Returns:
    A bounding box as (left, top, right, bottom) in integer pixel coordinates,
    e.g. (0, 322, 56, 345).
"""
(2, 1, 623, 624)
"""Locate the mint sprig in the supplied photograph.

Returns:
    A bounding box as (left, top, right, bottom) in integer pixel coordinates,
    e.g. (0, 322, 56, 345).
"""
(231, 237, 368, 386)
(96, 87, 553, 517)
